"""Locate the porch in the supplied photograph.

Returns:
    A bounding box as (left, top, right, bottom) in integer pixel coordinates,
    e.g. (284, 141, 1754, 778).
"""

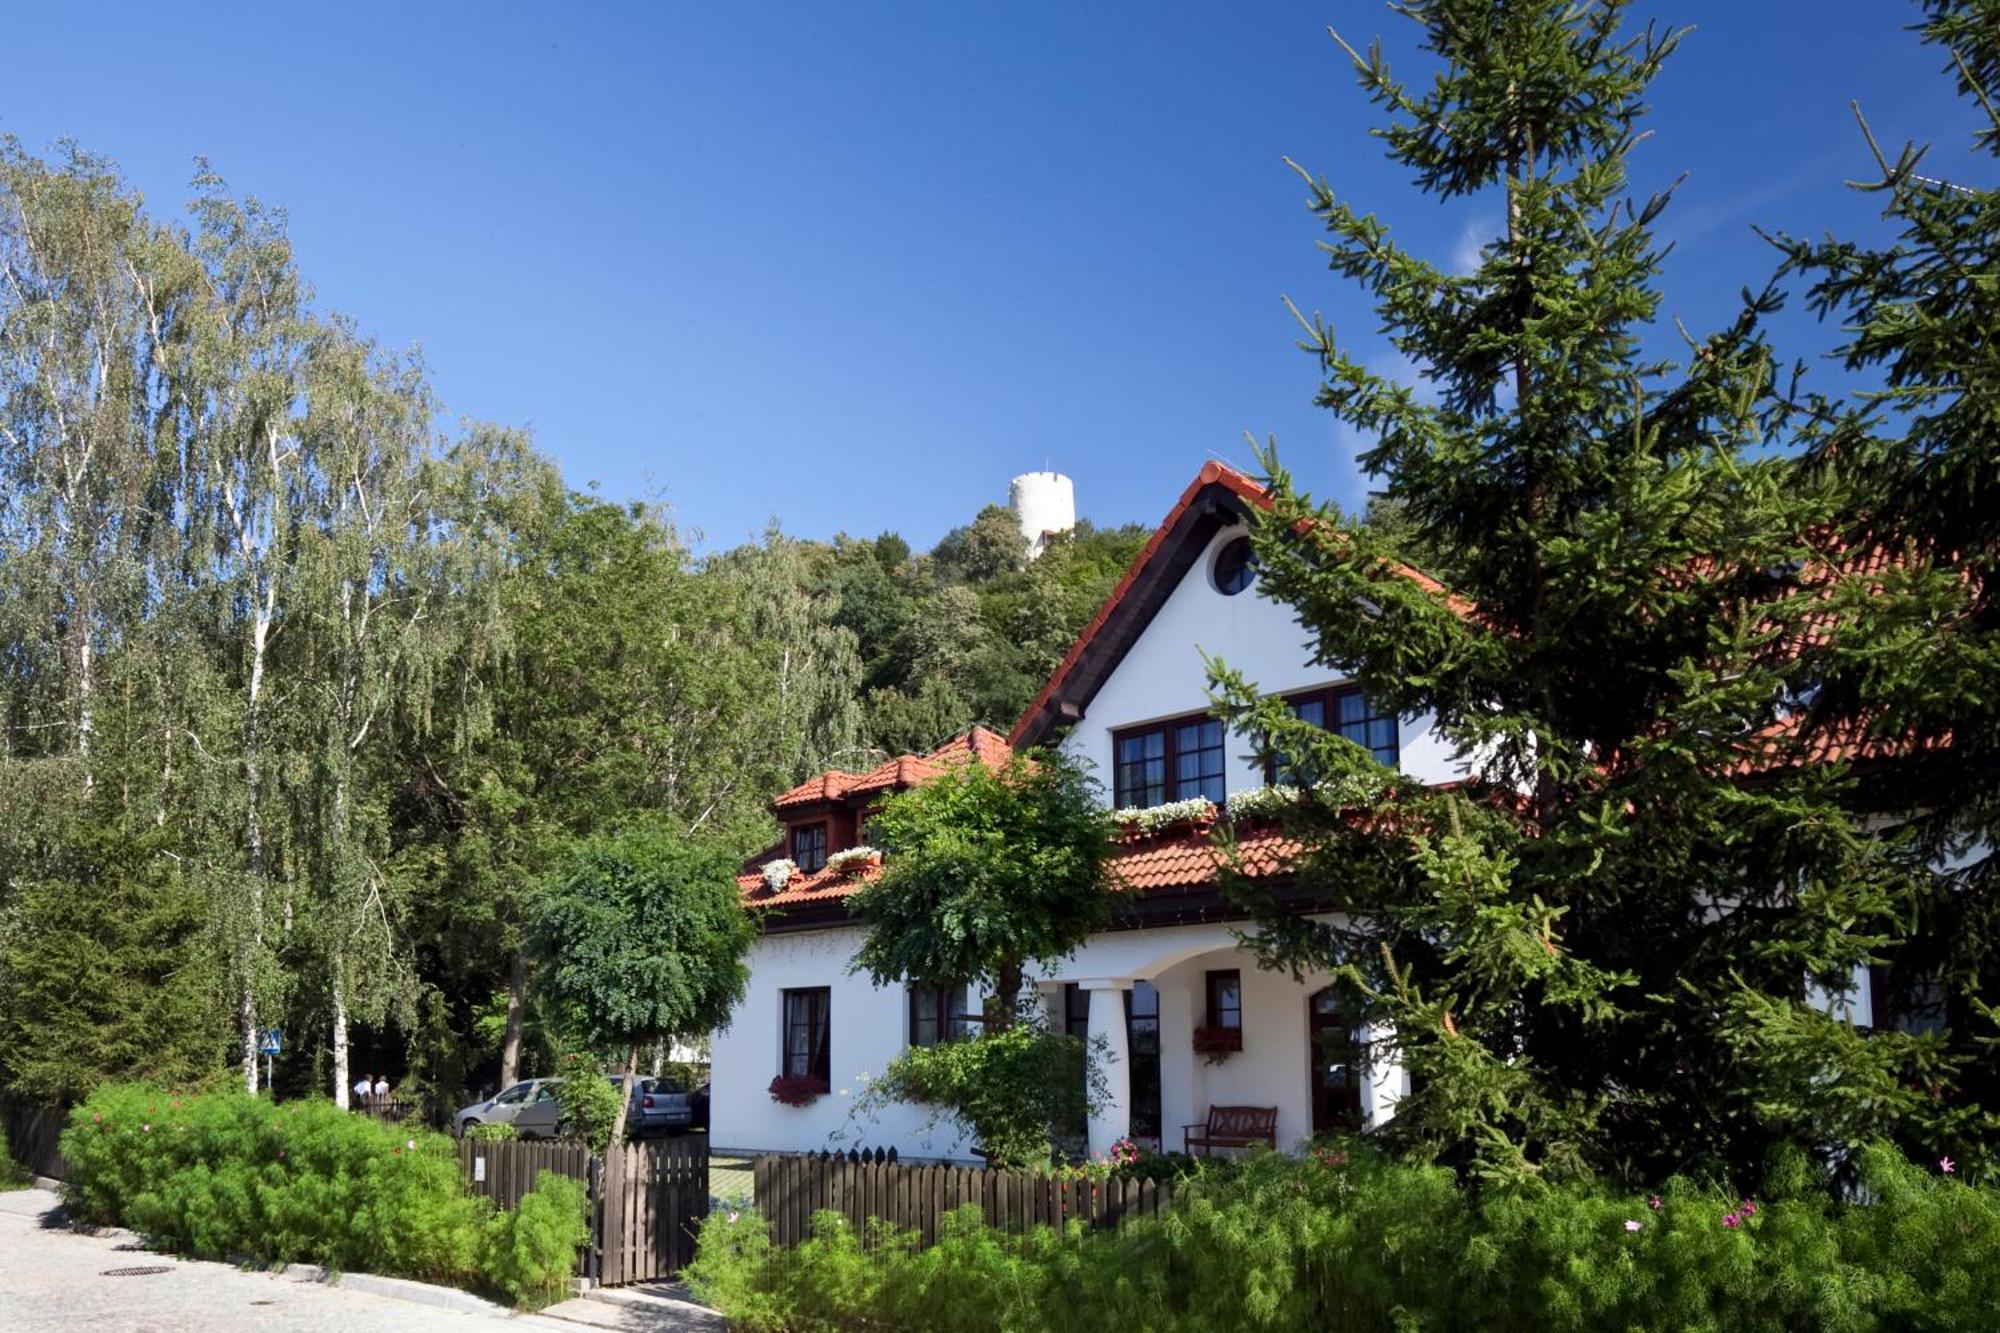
(1039, 922, 1403, 1158)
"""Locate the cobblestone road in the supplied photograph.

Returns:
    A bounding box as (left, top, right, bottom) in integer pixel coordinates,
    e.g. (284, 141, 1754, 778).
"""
(0, 1189, 586, 1332)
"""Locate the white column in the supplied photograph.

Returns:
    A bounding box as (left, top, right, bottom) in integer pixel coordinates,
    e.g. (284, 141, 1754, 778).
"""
(1155, 976, 1197, 1154)
(1359, 1020, 1404, 1129)
(1083, 980, 1131, 1158)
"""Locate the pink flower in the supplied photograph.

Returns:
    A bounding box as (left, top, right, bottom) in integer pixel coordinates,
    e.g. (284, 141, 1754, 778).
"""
(91, 1113, 101, 1124)
(1647, 1195, 1661, 1211)
(1940, 1157, 1956, 1175)
(1722, 1212, 1741, 1229)
(1740, 1199, 1757, 1216)
(1623, 1220, 1642, 1233)
(142, 1124, 152, 1134)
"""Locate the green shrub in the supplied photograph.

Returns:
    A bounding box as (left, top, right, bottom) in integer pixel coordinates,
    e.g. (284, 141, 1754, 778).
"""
(462, 1121, 519, 1143)
(0, 1123, 26, 1189)
(552, 1057, 625, 1153)
(685, 1142, 2000, 1332)
(59, 1083, 594, 1304)
(481, 1171, 589, 1308)
(61, 1083, 483, 1281)
(856, 1020, 1094, 1168)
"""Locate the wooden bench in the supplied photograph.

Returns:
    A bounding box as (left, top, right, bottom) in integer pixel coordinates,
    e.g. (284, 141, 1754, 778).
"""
(1182, 1105, 1278, 1156)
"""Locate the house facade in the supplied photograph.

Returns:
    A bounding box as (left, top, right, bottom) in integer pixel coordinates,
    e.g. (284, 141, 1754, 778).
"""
(708, 462, 1473, 1161)
(708, 460, 1947, 1162)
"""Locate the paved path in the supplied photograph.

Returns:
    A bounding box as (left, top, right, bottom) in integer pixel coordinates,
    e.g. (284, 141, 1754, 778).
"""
(0, 1189, 716, 1332)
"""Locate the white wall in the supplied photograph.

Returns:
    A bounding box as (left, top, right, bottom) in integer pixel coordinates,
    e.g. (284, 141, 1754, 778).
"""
(707, 926, 978, 1161)
(711, 918, 1407, 1162)
(1057, 522, 1468, 797)
(1054, 924, 1397, 1153)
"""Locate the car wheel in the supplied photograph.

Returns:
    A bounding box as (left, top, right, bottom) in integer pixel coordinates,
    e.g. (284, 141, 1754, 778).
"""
(459, 1119, 480, 1138)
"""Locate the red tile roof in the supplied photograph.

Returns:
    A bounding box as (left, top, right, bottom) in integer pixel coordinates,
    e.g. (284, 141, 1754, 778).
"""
(770, 725, 1013, 811)
(1104, 822, 1302, 893)
(738, 815, 1298, 911)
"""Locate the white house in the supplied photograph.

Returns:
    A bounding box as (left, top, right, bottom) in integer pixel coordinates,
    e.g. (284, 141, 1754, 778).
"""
(707, 461, 1945, 1162)
(708, 462, 1474, 1161)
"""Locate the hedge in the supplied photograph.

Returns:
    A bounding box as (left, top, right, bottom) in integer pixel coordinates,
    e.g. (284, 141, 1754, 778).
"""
(59, 1083, 587, 1308)
(684, 1142, 2000, 1332)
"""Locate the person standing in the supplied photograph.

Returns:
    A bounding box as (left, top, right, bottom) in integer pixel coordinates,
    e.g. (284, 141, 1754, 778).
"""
(372, 1073, 391, 1108)
(352, 1071, 373, 1109)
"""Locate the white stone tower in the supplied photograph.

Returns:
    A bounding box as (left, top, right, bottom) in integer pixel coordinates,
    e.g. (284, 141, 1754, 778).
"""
(1009, 471, 1076, 560)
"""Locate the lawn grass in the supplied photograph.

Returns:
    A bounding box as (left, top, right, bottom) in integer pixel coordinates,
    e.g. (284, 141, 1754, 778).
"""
(710, 1154, 754, 1206)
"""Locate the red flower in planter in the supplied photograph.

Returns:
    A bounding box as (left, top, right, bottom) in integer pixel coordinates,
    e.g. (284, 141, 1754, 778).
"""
(1191, 1026, 1243, 1060)
(768, 1074, 830, 1108)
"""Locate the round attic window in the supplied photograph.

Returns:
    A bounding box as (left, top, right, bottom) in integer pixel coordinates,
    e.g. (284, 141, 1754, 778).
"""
(1212, 536, 1257, 596)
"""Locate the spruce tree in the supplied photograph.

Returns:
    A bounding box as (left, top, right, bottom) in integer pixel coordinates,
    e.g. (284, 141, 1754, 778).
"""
(1769, 0, 2000, 1151)
(1212, 0, 1968, 1185)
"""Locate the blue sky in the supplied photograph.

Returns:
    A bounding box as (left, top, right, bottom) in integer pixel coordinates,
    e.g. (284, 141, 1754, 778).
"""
(4, 2, 1986, 550)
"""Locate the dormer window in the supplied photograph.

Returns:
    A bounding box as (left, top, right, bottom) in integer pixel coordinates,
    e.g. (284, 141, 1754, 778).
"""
(790, 822, 828, 874)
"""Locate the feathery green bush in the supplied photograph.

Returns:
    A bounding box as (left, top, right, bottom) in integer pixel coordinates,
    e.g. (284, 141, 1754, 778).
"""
(480, 1171, 590, 1307)
(60, 1083, 589, 1307)
(685, 1142, 1999, 1332)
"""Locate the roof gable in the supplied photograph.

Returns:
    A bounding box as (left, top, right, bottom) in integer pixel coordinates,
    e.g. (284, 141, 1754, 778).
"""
(1009, 462, 1269, 750)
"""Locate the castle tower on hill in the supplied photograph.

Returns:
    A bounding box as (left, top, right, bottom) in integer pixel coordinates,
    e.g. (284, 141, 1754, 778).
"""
(1008, 471, 1075, 560)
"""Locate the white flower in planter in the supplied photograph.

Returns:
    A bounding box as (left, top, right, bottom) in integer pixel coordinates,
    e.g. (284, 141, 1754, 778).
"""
(1111, 796, 1216, 834)
(825, 845, 878, 875)
(762, 858, 798, 891)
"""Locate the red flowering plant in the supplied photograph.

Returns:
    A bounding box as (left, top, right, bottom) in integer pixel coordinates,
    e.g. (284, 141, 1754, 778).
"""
(1048, 1136, 1202, 1186)
(768, 1074, 829, 1108)
(1191, 1025, 1242, 1065)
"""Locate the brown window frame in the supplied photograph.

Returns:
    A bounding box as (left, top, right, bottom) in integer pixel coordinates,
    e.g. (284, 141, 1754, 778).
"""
(1112, 711, 1227, 809)
(907, 982, 972, 1048)
(1205, 968, 1242, 1031)
(781, 986, 831, 1081)
(790, 822, 829, 873)
(1266, 684, 1399, 782)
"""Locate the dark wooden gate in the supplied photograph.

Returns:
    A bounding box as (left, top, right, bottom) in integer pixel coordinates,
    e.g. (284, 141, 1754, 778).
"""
(0, 1100, 68, 1180)
(457, 1137, 589, 1210)
(598, 1136, 708, 1285)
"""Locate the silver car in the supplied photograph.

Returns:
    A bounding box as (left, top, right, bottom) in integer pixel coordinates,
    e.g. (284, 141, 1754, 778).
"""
(453, 1078, 563, 1139)
(453, 1074, 640, 1140)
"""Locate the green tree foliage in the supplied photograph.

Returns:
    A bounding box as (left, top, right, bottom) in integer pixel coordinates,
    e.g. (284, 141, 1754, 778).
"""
(850, 750, 1111, 1029)
(820, 517, 1149, 754)
(1766, 0, 2000, 1134)
(1210, 0, 1956, 1186)
(526, 824, 754, 1062)
(0, 825, 228, 1102)
(854, 1018, 1094, 1168)
(549, 1057, 627, 1154)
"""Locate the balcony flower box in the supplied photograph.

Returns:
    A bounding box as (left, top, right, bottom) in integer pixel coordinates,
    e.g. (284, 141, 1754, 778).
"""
(825, 846, 878, 878)
(768, 1074, 829, 1108)
(1191, 1025, 1243, 1065)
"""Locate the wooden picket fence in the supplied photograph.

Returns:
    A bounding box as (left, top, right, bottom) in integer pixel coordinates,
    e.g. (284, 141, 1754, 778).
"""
(0, 1100, 68, 1180)
(598, 1135, 709, 1285)
(754, 1151, 1171, 1248)
(457, 1136, 589, 1212)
